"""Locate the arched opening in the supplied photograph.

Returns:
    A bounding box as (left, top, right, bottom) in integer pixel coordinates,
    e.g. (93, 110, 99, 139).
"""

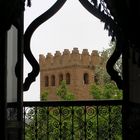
(83, 73, 89, 84)
(51, 75, 55, 86)
(59, 74, 63, 84)
(45, 76, 49, 87)
(24, 0, 111, 101)
(66, 73, 70, 84)
(94, 75, 99, 85)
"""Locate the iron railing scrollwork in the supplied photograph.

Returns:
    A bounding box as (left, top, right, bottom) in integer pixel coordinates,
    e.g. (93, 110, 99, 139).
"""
(23, 100, 122, 140)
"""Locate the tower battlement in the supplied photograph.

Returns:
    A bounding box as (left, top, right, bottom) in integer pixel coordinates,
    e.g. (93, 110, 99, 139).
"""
(39, 48, 101, 70)
(40, 47, 102, 100)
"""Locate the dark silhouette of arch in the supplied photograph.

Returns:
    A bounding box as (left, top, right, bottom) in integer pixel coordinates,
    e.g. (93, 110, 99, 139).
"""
(23, 0, 122, 90)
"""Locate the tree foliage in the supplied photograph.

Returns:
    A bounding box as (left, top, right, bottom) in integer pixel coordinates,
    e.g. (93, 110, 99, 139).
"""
(56, 80, 75, 101)
(90, 82, 122, 99)
(91, 41, 123, 99)
(41, 90, 49, 101)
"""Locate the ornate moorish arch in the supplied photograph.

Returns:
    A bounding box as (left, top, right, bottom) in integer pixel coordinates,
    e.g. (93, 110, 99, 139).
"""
(23, 0, 122, 91)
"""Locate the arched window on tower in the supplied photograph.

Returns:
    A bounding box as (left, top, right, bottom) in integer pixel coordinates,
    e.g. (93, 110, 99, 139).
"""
(59, 74, 63, 84)
(94, 75, 99, 85)
(45, 76, 49, 87)
(83, 73, 89, 84)
(51, 75, 55, 86)
(66, 73, 70, 84)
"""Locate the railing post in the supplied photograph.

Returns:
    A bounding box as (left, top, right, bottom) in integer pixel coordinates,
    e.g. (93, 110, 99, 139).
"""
(17, 10, 24, 140)
(96, 106, 99, 140)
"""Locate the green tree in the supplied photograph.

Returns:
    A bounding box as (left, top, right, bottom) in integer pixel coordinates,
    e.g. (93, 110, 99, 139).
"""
(41, 90, 49, 101)
(56, 80, 75, 101)
(90, 82, 122, 99)
(92, 41, 123, 99)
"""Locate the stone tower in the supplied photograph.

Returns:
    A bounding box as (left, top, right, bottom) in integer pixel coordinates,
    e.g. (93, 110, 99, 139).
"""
(39, 48, 101, 100)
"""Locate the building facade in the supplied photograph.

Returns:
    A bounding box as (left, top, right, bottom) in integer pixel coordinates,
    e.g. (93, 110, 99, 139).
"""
(39, 48, 101, 100)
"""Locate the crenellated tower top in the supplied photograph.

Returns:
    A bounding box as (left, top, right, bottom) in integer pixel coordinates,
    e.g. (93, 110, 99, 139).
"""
(39, 47, 101, 70)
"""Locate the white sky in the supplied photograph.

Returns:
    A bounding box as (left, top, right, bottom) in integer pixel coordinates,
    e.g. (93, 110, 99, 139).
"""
(23, 0, 111, 101)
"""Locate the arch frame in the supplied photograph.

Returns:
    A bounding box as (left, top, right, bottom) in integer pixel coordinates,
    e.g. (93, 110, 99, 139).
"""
(24, 0, 122, 91)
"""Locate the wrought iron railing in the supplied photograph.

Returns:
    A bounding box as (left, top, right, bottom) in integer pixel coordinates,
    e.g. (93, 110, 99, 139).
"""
(22, 100, 122, 140)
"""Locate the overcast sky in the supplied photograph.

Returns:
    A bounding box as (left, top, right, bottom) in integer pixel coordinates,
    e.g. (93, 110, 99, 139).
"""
(23, 0, 111, 101)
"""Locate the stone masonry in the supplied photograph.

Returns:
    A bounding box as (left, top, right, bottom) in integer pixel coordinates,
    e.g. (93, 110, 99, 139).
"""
(39, 48, 101, 100)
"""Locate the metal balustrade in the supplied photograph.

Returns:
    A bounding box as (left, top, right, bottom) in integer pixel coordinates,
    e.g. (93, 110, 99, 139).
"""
(20, 100, 122, 140)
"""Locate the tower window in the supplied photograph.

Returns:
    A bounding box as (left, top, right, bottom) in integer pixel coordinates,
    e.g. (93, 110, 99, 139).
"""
(66, 73, 70, 84)
(51, 75, 55, 86)
(94, 75, 99, 84)
(45, 76, 49, 87)
(59, 74, 63, 84)
(83, 73, 89, 84)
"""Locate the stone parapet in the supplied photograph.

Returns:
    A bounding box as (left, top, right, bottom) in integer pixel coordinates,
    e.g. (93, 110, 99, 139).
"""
(39, 48, 101, 70)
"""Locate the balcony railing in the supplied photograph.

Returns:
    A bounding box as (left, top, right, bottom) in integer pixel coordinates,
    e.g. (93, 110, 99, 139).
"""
(21, 100, 122, 140)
